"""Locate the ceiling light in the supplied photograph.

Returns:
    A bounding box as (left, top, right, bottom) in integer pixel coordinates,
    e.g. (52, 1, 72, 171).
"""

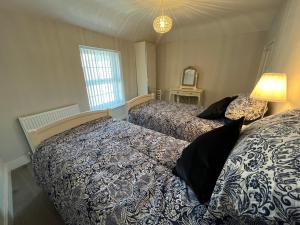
(153, 0, 173, 34)
(153, 15, 173, 34)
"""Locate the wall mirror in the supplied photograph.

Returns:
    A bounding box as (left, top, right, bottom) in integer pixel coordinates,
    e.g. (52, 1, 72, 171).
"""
(181, 66, 198, 89)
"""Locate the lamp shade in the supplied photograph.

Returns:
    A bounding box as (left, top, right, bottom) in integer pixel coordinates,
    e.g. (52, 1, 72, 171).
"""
(153, 15, 173, 34)
(251, 73, 287, 102)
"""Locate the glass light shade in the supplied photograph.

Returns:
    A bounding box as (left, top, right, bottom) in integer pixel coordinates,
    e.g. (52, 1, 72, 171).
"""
(251, 73, 287, 102)
(153, 15, 173, 34)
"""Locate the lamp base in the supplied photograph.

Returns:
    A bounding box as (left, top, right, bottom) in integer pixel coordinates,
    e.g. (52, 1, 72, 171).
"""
(261, 102, 268, 119)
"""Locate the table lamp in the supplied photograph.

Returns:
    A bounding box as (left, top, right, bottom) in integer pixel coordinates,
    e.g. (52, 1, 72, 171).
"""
(250, 73, 287, 117)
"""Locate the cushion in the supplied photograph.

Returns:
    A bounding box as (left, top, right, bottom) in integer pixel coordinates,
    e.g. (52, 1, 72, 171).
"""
(198, 96, 238, 119)
(173, 117, 244, 204)
(206, 109, 300, 224)
(225, 94, 267, 122)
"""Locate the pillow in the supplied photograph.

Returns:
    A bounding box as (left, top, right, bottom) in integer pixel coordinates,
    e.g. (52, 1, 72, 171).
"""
(173, 117, 244, 204)
(225, 94, 267, 122)
(206, 109, 300, 224)
(198, 96, 238, 119)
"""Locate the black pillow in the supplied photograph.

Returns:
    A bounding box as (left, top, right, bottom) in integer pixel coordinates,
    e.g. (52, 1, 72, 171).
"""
(173, 117, 244, 204)
(198, 96, 238, 119)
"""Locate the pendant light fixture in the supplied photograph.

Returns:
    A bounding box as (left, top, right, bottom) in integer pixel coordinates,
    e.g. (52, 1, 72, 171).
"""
(153, 0, 173, 34)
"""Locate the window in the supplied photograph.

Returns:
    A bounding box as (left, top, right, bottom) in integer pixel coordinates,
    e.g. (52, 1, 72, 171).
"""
(79, 46, 125, 111)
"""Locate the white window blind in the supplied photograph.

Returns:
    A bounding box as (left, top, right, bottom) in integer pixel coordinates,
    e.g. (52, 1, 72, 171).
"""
(79, 46, 125, 111)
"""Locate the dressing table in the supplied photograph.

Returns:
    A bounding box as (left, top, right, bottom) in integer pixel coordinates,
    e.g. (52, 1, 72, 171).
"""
(169, 67, 204, 106)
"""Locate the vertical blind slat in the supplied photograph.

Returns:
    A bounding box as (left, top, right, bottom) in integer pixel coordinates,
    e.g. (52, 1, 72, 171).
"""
(90, 49, 98, 109)
(80, 49, 93, 108)
(79, 46, 125, 111)
(102, 51, 109, 109)
(106, 52, 113, 108)
(92, 49, 102, 110)
(115, 53, 123, 104)
(84, 49, 96, 108)
(114, 53, 119, 107)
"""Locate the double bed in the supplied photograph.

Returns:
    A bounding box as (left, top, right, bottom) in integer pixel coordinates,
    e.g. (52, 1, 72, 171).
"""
(29, 106, 300, 225)
(127, 94, 224, 142)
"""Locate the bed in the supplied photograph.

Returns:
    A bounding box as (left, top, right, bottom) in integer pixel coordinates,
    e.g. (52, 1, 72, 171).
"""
(31, 109, 207, 225)
(127, 94, 224, 142)
(204, 109, 300, 224)
(30, 106, 300, 225)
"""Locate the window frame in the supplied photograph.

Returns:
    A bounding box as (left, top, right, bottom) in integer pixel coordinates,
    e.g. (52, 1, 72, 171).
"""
(79, 45, 126, 111)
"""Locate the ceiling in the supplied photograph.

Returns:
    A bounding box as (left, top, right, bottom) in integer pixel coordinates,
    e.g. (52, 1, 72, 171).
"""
(0, 0, 283, 42)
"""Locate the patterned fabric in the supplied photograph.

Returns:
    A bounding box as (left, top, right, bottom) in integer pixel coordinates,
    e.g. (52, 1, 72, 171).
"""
(32, 118, 208, 225)
(32, 110, 300, 225)
(205, 109, 300, 224)
(128, 100, 224, 142)
(225, 94, 267, 121)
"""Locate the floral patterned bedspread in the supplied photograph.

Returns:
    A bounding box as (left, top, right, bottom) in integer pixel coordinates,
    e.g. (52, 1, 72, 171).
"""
(205, 109, 300, 225)
(128, 100, 224, 142)
(32, 118, 207, 225)
(32, 110, 300, 225)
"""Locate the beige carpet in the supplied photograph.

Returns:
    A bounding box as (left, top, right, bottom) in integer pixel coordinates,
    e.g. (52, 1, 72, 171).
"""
(12, 164, 64, 225)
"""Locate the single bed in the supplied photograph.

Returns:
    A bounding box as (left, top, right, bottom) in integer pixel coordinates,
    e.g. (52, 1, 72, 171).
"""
(127, 94, 224, 142)
(30, 106, 300, 225)
(31, 109, 207, 225)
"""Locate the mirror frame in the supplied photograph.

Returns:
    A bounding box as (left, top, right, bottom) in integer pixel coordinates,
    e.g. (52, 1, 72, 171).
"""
(181, 66, 198, 89)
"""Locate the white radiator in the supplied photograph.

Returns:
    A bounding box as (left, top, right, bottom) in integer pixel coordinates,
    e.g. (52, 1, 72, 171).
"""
(19, 104, 80, 153)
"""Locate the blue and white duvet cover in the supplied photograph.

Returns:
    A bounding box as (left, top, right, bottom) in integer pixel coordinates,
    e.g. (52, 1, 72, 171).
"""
(33, 118, 206, 225)
(33, 110, 300, 225)
(128, 100, 224, 142)
(205, 109, 300, 225)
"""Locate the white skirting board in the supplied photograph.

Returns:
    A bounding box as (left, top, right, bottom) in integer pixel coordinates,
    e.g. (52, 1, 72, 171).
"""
(0, 154, 30, 225)
(0, 161, 13, 225)
(5, 155, 30, 172)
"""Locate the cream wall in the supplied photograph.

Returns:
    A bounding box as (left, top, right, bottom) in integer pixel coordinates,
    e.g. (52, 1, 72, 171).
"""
(156, 9, 277, 106)
(0, 10, 137, 162)
(266, 0, 300, 113)
(157, 31, 267, 105)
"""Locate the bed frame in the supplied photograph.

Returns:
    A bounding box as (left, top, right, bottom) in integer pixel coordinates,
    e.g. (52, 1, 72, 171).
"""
(126, 93, 155, 110)
(27, 109, 112, 152)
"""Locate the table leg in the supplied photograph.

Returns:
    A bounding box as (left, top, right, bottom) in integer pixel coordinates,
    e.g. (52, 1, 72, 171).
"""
(197, 96, 201, 107)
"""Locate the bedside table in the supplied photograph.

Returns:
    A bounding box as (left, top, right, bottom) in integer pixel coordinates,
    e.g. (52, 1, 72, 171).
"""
(169, 88, 204, 106)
